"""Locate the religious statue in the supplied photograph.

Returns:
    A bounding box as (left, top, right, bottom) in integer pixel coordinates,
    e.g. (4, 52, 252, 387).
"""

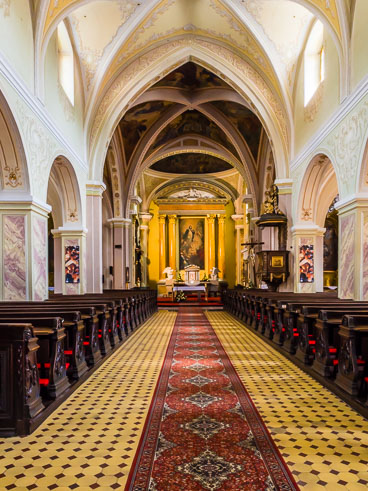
(163, 267, 174, 280)
(262, 184, 284, 215)
(210, 267, 220, 281)
(135, 245, 143, 285)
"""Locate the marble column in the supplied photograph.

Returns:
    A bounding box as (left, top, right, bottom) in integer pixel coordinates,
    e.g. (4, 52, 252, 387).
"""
(139, 212, 152, 287)
(0, 199, 50, 301)
(336, 197, 368, 300)
(159, 214, 167, 279)
(86, 182, 105, 293)
(107, 217, 131, 289)
(168, 215, 177, 272)
(231, 214, 244, 285)
(207, 215, 216, 273)
(291, 225, 325, 293)
(52, 228, 87, 295)
(217, 215, 226, 279)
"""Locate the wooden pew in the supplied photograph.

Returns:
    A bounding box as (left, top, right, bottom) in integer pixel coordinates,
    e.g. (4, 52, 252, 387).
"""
(0, 317, 70, 399)
(313, 309, 368, 378)
(47, 299, 118, 352)
(0, 303, 103, 365)
(0, 309, 88, 380)
(294, 303, 368, 365)
(0, 323, 44, 436)
(335, 315, 368, 397)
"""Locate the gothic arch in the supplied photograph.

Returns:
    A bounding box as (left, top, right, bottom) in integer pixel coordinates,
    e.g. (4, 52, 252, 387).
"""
(88, 41, 291, 190)
(46, 155, 83, 228)
(297, 152, 339, 227)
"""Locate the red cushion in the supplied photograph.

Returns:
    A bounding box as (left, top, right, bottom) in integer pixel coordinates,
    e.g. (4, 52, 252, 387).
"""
(39, 378, 49, 385)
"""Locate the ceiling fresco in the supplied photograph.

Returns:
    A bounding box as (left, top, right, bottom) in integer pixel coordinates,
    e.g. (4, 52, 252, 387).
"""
(152, 62, 229, 90)
(118, 100, 175, 163)
(150, 153, 233, 174)
(211, 101, 262, 161)
(152, 110, 238, 156)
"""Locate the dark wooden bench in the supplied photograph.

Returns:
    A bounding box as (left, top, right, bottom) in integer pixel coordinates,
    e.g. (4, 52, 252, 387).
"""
(0, 316, 70, 399)
(0, 309, 89, 380)
(335, 315, 368, 397)
(0, 323, 44, 436)
(294, 303, 368, 365)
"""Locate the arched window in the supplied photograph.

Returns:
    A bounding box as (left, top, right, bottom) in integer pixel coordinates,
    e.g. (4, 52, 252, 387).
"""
(304, 20, 325, 106)
(57, 21, 74, 106)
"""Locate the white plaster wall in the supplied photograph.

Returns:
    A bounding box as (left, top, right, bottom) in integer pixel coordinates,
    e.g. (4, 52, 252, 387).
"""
(44, 31, 85, 159)
(0, 1, 34, 91)
(293, 28, 340, 155)
(351, 0, 368, 90)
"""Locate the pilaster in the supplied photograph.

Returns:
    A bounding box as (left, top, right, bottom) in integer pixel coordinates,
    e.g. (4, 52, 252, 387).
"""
(231, 214, 244, 285)
(0, 199, 50, 301)
(86, 181, 105, 293)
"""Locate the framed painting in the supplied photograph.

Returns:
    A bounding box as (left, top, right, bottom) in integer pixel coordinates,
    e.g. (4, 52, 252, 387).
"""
(179, 217, 205, 270)
(299, 242, 314, 283)
(65, 243, 80, 283)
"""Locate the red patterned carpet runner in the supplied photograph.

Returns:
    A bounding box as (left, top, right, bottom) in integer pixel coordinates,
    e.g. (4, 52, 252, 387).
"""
(126, 308, 299, 491)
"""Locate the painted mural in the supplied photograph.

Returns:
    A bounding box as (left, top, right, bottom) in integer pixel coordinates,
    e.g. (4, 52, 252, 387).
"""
(65, 244, 80, 283)
(119, 101, 175, 162)
(211, 101, 262, 161)
(153, 62, 228, 90)
(150, 153, 232, 174)
(299, 241, 314, 283)
(179, 218, 205, 270)
(153, 110, 238, 156)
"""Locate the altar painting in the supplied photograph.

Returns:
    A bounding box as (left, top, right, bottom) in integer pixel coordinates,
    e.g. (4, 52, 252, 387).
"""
(179, 218, 205, 270)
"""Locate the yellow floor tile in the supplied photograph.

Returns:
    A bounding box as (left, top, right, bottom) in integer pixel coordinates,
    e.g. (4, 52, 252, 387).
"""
(206, 311, 368, 490)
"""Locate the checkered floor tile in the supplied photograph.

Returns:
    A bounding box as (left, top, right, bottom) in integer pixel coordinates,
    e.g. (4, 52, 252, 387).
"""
(206, 311, 368, 490)
(0, 311, 176, 490)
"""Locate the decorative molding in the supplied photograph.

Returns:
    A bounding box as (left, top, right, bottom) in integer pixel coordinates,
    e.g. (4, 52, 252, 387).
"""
(15, 100, 58, 194)
(291, 74, 368, 173)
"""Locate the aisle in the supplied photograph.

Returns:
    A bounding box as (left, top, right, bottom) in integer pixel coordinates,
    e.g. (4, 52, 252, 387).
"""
(207, 311, 368, 490)
(0, 311, 176, 490)
(127, 308, 298, 490)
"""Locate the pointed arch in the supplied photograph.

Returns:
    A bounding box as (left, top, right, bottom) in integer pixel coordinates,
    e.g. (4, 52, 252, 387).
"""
(88, 41, 290, 198)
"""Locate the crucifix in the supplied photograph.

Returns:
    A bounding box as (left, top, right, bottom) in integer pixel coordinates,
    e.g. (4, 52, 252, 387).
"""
(241, 241, 264, 288)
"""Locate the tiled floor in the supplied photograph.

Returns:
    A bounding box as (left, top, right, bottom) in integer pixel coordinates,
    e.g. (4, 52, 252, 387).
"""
(206, 311, 368, 490)
(0, 311, 176, 490)
(1, 309, 368, 490)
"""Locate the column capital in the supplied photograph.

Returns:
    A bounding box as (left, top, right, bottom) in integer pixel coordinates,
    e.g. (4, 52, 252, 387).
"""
(139, 212, 153, 224)
(231, 214, 244, 229)
(291, 224, 325, 236)
(231, 214, 244, 221)
(158, 214, 167, 223)
(207, 214, 216, 223)
(0, 197, 51, 217)
(51, 227, 87, 238)
(129, 194, 142, 205)
(217, 214, 226, 223)
(86, 181, 106, 196)
(168, 214, 177, 222)
(274, 178, 293, 195)
(335, 195, 368, 215)
(107, 217, 132, 228)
